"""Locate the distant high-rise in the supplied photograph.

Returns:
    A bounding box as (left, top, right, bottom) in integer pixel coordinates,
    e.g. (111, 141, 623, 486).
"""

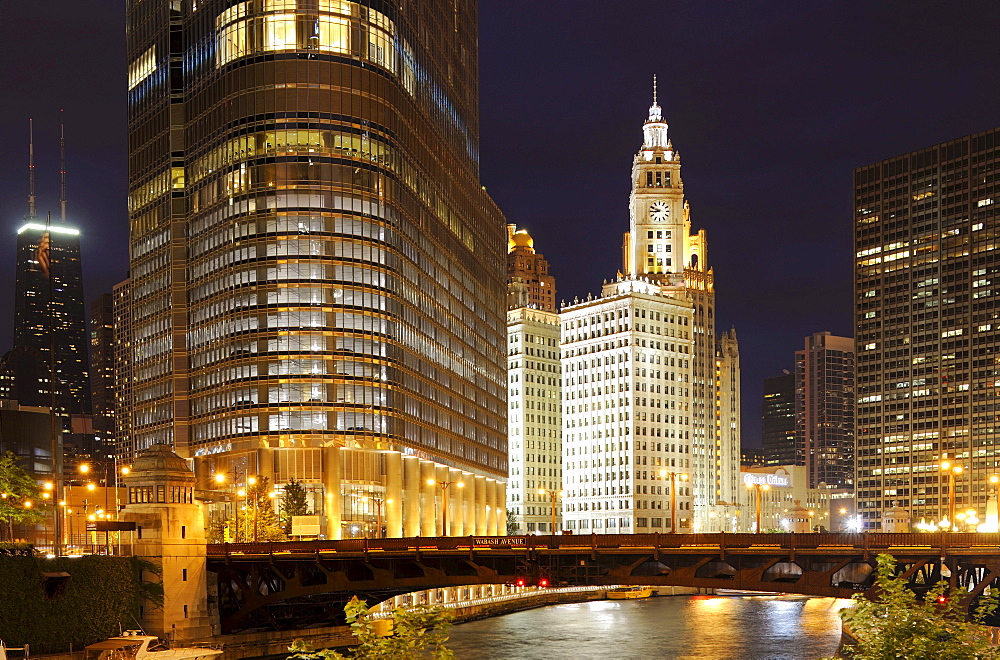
(90, 293, 116, 450)
(506, 225, 556, 311)
(125, 0, 508, 538)
(9, 118, 90, 416)
(795, 332, 854, 489)
(505, 227, 561, 533)
(112, 279, 133, 461)
(12, 222, 90, 415)
(854, 127, 999, 528)
(761, 372, 796, 466)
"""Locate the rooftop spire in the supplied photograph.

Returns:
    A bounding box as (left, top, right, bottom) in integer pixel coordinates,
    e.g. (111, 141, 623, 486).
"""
(647, 74, 663, 123)
(60, 110, 66, 224)
(28, 119, 36, 219)
(642, 75, 669, 149)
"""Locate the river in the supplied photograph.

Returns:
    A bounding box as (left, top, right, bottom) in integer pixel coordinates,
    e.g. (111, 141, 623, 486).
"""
(446, 594, 854, 659)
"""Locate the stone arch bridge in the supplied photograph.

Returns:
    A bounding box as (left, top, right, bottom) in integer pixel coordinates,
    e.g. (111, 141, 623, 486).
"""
(206, 532, 1000, 633)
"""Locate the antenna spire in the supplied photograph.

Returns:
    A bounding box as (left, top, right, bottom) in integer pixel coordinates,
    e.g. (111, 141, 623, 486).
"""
(60, 111, 67, 224)
(653, 74, 657, 105)
(28, 119, 36, 218)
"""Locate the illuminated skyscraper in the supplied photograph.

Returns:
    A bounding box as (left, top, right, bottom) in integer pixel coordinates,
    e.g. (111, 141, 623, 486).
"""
(125, 0, 508, 538)
(854, 127, 1000, 529)
(561, 87, 741, 534)
(11, 220, 90, 415)
(505, 227, 561, 533)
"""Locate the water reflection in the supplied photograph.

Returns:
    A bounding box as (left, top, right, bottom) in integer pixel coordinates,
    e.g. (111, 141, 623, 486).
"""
(447, 594, 853, 660)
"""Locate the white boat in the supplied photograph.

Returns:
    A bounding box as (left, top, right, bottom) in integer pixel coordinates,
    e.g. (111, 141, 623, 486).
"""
(84, 632, 223, 660)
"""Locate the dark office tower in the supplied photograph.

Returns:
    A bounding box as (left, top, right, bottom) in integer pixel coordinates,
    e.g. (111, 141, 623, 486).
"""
(125, 1, 508, 535)
(112, 279, 134, 461)
(89, 294, 116, 447)
(795, 332, 855, 489)
(761, 372, 796, 466)
(12, 221, 91, 415)
(854, 127, 1000, 529)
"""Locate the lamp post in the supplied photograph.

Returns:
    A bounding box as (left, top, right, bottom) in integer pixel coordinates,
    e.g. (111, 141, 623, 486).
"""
(657, 470, 690, 533)
(213, 472, 232, 541)
(362, 495, 391, 538)
(427, 479, 463, 535)
(538, 488, 563, 534)
(940, 460, 963, 531)
(236, 487, 247, 542)
(745, 482, 771, 533)
(246, 475, 259, 542)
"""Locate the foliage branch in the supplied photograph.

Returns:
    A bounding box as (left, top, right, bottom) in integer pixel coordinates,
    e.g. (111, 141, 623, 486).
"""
(288, 596, 454, 659)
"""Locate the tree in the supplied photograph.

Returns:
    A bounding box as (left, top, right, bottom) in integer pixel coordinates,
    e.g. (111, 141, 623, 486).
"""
(506, 514, 520, 536)
(288, 596, 454, 660)
(238, 475, 286, 542)
(0, 451, 46, 542)
(279, 478, 312, 535)
(834, 554, 1000, 660)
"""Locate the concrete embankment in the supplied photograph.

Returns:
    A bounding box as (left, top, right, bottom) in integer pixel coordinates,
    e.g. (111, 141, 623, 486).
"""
(445, 586, 702, 625)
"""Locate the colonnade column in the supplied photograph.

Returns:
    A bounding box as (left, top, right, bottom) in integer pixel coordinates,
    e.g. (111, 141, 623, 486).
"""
(497, 482, 508, 535)
(257, 447, 274, 483)
(420, 461, 437, 537)
(403, 456, 420, 537)
(323, 446, 342, 540)
(462, 471, 475, 535)
(194, 458, 211, 491)
(485, 479, 498, 535)
(435, 465, 448, 536)
(448, 468, 464, 536)
(474, 475, 487, 534)
(385, 452, 403, 538)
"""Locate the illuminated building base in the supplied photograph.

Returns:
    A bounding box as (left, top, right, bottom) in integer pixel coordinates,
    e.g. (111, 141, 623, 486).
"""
(196, 447, 506, 539)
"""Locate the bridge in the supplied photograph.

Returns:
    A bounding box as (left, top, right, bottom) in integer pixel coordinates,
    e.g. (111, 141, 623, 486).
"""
(206, 532, 1000, 633)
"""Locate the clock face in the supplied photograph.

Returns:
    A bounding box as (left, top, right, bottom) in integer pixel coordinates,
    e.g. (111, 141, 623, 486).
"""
(649, 201, 670, 222)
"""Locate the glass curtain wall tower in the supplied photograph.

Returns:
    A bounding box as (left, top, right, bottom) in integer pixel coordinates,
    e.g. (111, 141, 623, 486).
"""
(125, 0, 508, 536)
(854, 127, 1000, 529)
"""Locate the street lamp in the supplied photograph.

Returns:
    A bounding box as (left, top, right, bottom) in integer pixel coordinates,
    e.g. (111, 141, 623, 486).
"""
(940, 460, 964, 531)
(745, 482, 771, 533)
(236, 488, 247, 541)
(657, 470, 689, 533)
(361, 495, 392, 538)
(538, 488, 563, 534)
(427, 479, 464, 536)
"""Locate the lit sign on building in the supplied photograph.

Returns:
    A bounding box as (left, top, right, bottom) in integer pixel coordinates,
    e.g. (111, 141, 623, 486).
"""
(742, 472, 790, 488)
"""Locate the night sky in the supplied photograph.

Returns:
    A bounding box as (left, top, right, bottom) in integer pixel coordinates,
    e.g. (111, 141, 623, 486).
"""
(1, 2, 998, 447)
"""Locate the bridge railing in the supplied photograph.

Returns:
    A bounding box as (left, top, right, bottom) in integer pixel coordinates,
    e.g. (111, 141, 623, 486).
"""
(205, 532, 1000, 557)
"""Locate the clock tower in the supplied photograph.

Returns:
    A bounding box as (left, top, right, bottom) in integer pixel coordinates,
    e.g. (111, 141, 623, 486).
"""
(625, 77, 690, 284)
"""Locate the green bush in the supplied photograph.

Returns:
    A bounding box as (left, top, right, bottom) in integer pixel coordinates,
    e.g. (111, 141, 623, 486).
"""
(0, 555, 149, 653)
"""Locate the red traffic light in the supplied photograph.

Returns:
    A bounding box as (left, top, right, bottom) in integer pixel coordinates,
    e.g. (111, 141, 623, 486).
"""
(515, 578, 526, 587)
(538, 578, 549, 588)
(937, 595, 948, 604)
